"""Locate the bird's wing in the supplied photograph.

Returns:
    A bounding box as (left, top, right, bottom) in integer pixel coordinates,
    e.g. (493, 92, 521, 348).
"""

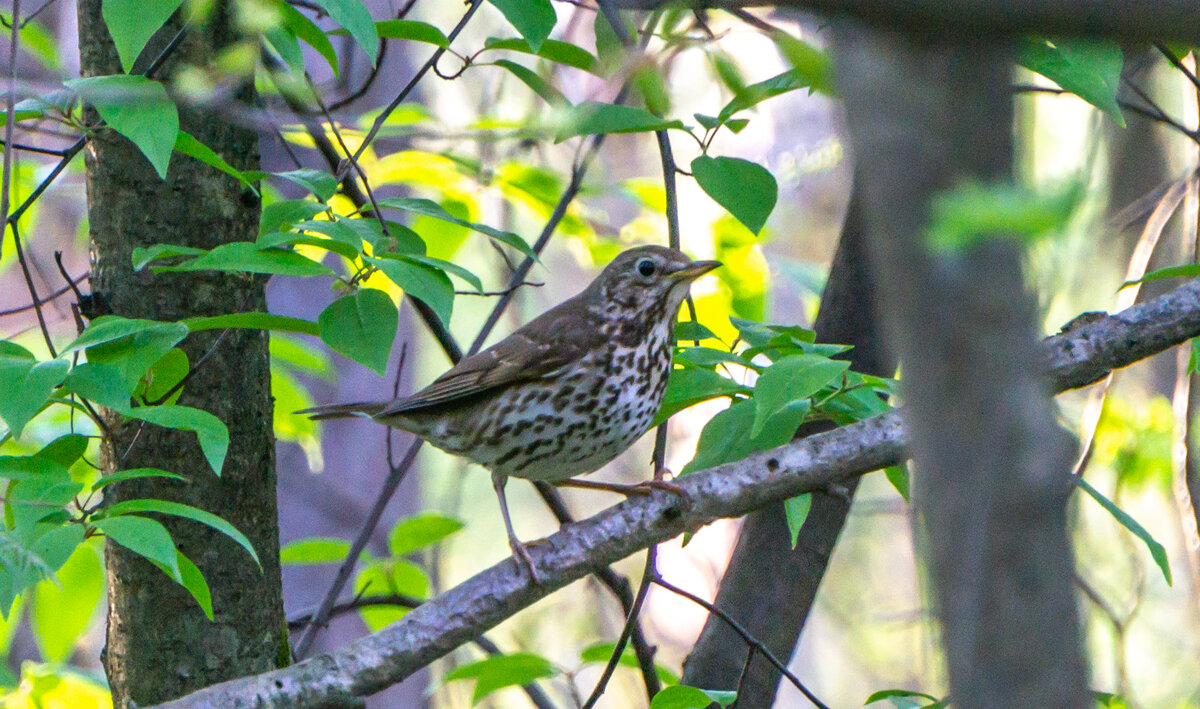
(379, 296, 602, 415)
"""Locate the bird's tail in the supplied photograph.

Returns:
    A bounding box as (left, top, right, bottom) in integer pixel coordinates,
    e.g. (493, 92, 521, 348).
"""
(295, 401, 387, 420)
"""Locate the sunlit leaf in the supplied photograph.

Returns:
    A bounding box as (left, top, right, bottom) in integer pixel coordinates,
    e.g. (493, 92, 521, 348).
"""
(751, 354, 849, 437)
(0, 343, 69, 438)
(650, 685, 736, 708)
(1020, 38, 1124, 126)
(783, 493, 812, 548)
(184, 312, 320, 337)
(388, 513, 465, 557)
(280, 537, 351, 564)
(692, 156, 777, 235)
(1077, 477, 1172, 585)
(445, 653, 558, 703)
(553, 101, 685, 142)
(374, 19, 448, 47)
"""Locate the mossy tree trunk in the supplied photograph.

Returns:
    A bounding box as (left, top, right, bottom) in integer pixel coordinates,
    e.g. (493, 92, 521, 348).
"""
(76, 4, 287, 706)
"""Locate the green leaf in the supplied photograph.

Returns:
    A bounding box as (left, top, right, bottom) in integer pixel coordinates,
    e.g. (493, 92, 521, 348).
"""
(445, 653, 559, 703)
(66, 75, 179, 179)
(925, 179, 1082, 251)
(365, 255, 455, 326)
(277, 0, 339, 77)
(1120, 263, 1200, 290)
(174, 131, 254, 188)
(264, 24, 305, 75)
(751, 354, 849, 437)
(717, 68, 815, 122)
(405, 255, 483, 293)
(131, 244, 208, 270)
(769, 31, 833, 96)
(374, 19, 448, 47)
(94, 515, 180, 579)
(579, 642, 680, 685)
(154, 242, 335, 277)
(310, 0, 378, 65)
(865, 688, 943, 706)
(388, 513, 464, 557)
(280, 537, 351, 564)
(482, 37, 597, 73)
(0, 345, 69, 438)
(31, 540, 102, 663)
(101, 0, 185, 72)
(318, 288, 397, 376)
(691, 155, 777, 235)
(125, 405, 230, 477)
(675, 321, 717, 342)
(36, 435, 89, 469)
(493, 59, 566, 106)
(553, 101, 685, 142)
(653, 368, 750, 425)
(103, 498, 260, 568)
(92, 468, 189, 491)
(276, 168, 339, 202)
(260, 199, 327, 236)
(1019, 38, 1124, 127)
(884, 464, 910, 502)
(784, 493, 812, 548)
(73, 324, 189, 394)
(184, 312, 320, 337)
(351, 559, 426, 630)
(487, 0, 555, 52)
(1077, 478, 1171, 585)
(174, 550, 213, 619)
(376, 197, 537, 259)
(650, 685, 737, 708)
(62, 315, 187, 353)
(132, 347, 188, 405)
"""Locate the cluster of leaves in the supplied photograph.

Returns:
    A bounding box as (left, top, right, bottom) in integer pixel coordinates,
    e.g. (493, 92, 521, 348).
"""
(659, 317, 899, 541)
(0, 321, 262, 619)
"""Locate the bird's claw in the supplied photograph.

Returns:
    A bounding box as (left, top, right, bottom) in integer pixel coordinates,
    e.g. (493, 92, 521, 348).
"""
(510, 539, 542, 585)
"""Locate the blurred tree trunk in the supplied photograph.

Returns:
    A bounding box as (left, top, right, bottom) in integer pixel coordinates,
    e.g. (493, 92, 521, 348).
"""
(836, 26, 1088, 707)
(681, 177, 893, 703)
(77, 4, 287, 707)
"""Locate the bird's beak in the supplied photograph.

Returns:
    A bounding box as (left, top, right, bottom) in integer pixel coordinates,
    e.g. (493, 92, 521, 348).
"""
(669, 259, 721, 281)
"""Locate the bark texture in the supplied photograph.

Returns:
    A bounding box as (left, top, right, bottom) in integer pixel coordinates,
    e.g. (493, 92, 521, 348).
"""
(836, 26, 1089, 707)
(77, 4, 286, 706)
(681, 179, 893, 703)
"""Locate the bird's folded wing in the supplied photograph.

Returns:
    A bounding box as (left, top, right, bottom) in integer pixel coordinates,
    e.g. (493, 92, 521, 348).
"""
(379, 298, 601, 415)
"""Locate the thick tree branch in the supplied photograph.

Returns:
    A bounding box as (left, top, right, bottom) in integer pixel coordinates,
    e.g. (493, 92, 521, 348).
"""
(149, 273, 1200, 709)
(611, 0, 1200, 44)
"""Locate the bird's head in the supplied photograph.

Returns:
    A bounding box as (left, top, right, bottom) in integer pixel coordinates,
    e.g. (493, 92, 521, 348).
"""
(587, 246, 721, 321)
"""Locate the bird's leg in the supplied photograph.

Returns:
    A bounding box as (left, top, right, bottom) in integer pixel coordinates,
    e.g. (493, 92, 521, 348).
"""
(554, 477, 690, 502)
(492, 471, 540, 584)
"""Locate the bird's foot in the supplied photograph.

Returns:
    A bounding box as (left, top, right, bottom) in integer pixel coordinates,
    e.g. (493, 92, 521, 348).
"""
(509, 538, 542, 585)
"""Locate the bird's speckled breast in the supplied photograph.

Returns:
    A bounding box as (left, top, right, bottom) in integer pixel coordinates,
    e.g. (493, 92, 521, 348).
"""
(416, 317, 675, 482)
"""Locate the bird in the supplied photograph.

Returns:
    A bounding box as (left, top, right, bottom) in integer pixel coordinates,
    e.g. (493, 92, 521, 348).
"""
(300, 246, 720, 581)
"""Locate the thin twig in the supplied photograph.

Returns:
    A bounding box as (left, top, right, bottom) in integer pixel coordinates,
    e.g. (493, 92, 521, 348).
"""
(0, 0, 21, 259)
(652, 576, 831, 709)
(11, 222, 57, 357)
(344, 0, 485, 177)
(1156, 43, 1200, 93)
(0, 273, 85, 317)
(581, 546, 658, 709)
(0, 139, 67, 156)
(285, 593, 423, 628)
(293, 438, 423, 658)
(729, 644, 757, 709)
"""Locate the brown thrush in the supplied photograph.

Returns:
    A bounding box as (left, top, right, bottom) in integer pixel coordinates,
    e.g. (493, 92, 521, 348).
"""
(300, 246, 720, 581)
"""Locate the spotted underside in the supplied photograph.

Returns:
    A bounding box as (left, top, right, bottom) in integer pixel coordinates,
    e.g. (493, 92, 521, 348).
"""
(386, 304, 675, 482)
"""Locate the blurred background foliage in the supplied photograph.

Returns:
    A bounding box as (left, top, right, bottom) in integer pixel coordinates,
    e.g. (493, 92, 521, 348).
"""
(0, 0, 1197, 707)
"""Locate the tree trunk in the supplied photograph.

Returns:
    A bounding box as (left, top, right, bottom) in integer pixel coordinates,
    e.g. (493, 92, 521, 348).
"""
(836, 26, 1089, 707)
(77, 5, 287, 707)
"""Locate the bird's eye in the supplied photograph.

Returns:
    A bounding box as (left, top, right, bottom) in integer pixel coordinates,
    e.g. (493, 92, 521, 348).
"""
(636, 258, 656, 277)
